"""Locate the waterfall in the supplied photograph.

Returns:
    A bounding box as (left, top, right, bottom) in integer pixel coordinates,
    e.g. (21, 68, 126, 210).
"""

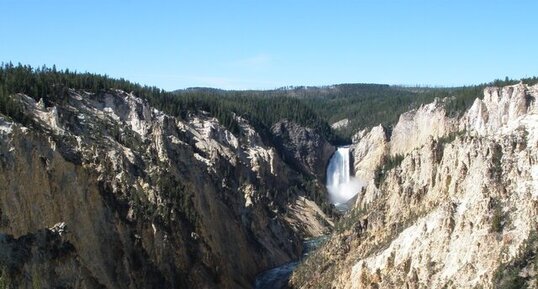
(326, 146, 361, 206)
(326, 147, 350, 187)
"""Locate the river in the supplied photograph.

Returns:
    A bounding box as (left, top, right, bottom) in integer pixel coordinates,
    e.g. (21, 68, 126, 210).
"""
(253, 237, 327, 289)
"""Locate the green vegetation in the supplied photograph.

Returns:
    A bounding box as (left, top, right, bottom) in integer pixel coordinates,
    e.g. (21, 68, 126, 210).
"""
(334, 206, 366, 233)
(3, 63, 538, 145)
(491, 205, 504, 233)
(291, 244, 336, 288)
(300, 84, 482, 134)
(490, 76, 538, 87)
(129, 174, 200, 231)
(156, 176, 200, 227)
(198, 84, 433, 138)
(0, 63, 345, 144)
(175, 84, 480, 141)
(176, 78, 538, 140)
(298, 178, 339, 217)
(174, 89, 347, 144)
(0, 268, 8, 289)
(490, 198, 507, 234)
(493, 231, 538, 289)
(31, 271, 41, 289)
(0, 62, 244, 135)
(490, 143, 504, 183)
(374, 154, 405, 187)
(437, 130, 467, 146)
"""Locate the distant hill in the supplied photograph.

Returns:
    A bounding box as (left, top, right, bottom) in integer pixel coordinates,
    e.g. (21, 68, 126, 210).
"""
(3, 63, 537, 144)
(175, 84, 432, 139)
(173, 79, 537, 140)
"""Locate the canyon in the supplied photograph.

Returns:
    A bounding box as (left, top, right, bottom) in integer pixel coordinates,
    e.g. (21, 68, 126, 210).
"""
(0, 89, 333, 288)
(0, 81, 537, 289)
(291, 83, 538, 288)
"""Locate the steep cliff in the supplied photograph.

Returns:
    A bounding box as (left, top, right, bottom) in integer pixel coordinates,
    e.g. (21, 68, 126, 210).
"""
(0, 90, 332, 289)
(291, 83, 538, 288)
(271, 119, 335, 182)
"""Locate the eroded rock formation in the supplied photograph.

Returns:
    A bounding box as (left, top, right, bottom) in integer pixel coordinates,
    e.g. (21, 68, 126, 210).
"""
(291, 83, 538, 289)
(271, 119, 335, 181)
(0, 90, 332, 289)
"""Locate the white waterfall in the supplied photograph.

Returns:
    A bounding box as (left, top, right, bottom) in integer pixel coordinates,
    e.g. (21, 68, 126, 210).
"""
(326, 147, 361, 205)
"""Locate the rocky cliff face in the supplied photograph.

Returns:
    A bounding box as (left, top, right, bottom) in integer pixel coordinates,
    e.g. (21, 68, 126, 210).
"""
(351, 97, 459, 183)
(0, 90, 332, 289)
(351, 125, 389, 182)
(271, 119, 335, 182)
(291, 83, 538, 288)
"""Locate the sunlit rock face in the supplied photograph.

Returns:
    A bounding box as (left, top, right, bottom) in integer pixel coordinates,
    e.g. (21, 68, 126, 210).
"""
(291, 83, 538, 289)
(0, 89, 333, 289)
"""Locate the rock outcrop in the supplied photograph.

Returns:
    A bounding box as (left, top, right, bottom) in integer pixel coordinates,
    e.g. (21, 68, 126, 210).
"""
(351, 97, 459, 183)
(271, 119, 335, 181)
(291, 83, 538, 289)
(331, 118, 350, 130)
(351, 125, 389, 181)
(0, 90, 332, 289)
(389, 98, 458, 156)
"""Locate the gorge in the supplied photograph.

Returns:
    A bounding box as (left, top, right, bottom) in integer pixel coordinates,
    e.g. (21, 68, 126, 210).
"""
(0, 64, 537, 289)
(0, 86, 333, 289)
(254, 145, 360, 289)
(291, 82, 538, 288)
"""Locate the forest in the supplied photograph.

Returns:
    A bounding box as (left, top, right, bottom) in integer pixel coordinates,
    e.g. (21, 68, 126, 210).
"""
(2, 63, 537, 145)
(174, 77, 538, 139)
(0, 63, 343, 144)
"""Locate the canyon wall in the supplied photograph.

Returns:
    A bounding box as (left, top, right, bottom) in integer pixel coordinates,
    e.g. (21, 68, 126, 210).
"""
(0, 90, 332, 289)
(291, 83, 538, 288)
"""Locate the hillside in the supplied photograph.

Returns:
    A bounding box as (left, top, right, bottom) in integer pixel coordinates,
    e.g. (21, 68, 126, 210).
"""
(174, 79, 538, 140)
(0, 66, 337, 288)
(290, 83, 538, 288)
(2, 64, 538, 288)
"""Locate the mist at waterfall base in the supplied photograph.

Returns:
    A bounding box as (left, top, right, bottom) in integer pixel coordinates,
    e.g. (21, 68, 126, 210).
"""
(326, 147, 363, 206)
(327, 177, 363, 204)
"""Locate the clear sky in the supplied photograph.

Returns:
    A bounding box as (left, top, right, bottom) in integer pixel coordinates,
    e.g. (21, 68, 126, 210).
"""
(1, 0, 537, 90)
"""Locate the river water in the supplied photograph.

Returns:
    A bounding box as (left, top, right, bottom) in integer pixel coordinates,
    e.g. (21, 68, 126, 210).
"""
(253, 237, 327, 289)
(254, 147, 356, 288)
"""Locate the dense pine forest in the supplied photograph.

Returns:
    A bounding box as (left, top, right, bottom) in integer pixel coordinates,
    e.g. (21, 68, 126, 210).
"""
(174, 76, 538, 138)
(0, 63, 343, 144)
(2, 63, 537, 144)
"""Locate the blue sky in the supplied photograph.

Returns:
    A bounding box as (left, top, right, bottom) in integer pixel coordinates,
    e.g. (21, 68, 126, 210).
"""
(1, 0, 537, 90)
